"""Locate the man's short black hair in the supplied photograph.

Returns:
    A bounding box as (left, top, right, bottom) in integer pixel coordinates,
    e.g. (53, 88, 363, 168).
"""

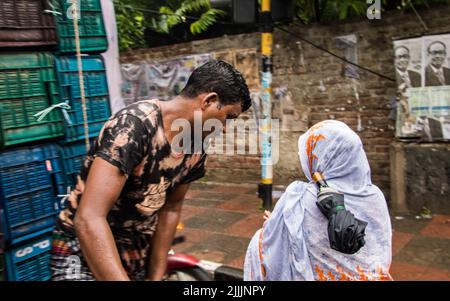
(394, 45, 410, 55)
(180, 60, 252, 112)
(427, 40, 447, 53)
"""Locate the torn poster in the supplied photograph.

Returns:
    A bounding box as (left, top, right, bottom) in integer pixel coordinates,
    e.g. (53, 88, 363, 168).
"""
(335, 34, 359, 79)
(393, 34, 450, 140)
(121, 53, 213, 105)
(121, 49, 260, 106)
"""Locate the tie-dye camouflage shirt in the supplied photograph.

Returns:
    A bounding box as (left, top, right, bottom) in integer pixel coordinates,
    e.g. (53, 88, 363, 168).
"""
(57, 99, 207, 237)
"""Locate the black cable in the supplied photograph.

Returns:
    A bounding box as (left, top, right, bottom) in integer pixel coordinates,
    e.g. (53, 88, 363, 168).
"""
(275, 24, 396, 82)
(407, 0, 428, 31)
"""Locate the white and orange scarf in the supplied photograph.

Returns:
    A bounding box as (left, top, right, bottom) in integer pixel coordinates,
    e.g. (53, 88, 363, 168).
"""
(244, 120, 393, 281)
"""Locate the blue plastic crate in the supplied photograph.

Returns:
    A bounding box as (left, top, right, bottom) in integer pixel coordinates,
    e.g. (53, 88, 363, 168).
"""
(55, 55, 111, 142)
(0, 251, 4, 281)
(0, 144, 68, 246)
(4, 231, 52, 281)
(59, 138, 96, 187)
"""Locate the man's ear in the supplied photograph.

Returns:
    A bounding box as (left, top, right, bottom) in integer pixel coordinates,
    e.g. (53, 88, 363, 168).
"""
(200, 93, 219, 111)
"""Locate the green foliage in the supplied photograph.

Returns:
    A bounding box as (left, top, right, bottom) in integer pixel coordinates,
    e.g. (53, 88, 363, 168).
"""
(115, 1, 146, 51)
(190, 9, 226, 34)
(114, 0, 225, 50)
(294, 0, 450, 24)
(113, 0, 450, 51)
(397, 0, 450, 9)
(294, 0, 316, 23)
(337, 0, 367, 20)
(294, 0, 376, 23)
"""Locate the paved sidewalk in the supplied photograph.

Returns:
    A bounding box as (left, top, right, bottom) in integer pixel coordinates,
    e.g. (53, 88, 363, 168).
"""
(173, 183, 450, 281)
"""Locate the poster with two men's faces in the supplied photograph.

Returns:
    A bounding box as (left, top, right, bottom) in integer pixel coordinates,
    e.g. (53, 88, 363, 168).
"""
(393, 33, 450, 140)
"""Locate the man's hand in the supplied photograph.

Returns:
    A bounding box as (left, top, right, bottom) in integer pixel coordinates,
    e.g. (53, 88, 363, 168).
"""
(146, 184, 190, 281)
(74, 157, 130, 281)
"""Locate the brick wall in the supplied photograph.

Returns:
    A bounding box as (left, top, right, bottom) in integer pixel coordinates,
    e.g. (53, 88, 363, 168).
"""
(390, 142, 450, 214)
(120, 6, 450, 202)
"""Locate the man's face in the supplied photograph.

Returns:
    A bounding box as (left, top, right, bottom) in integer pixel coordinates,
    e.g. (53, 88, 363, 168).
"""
(429, 42, 446, 69)
(201, 100, 242, 139)
(395, 47, 410, 72)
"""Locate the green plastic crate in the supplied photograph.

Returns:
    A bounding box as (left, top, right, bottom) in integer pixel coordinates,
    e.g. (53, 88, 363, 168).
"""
(0, 53, 64, 148)
(53, 0, 108, 53)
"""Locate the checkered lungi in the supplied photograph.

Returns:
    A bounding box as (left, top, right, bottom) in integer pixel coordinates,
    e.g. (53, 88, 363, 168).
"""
(50, 221, 151, 281)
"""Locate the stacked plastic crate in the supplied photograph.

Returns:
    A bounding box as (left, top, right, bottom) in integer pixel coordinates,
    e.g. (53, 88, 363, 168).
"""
(0, 0, 110, 281)
(55, 55, 111, 186)
(53, 0, 110, 187)
(0, 0, 65, 281)
(1, 225, 3, 281)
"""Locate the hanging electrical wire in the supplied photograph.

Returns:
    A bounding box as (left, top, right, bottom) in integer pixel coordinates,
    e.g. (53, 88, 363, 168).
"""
(407, 0, 429, 31)
(275, 23, 396, 82)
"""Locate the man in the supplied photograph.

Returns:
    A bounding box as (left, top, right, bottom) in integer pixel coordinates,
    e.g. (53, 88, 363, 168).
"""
(50, 60, 251, 281)
(425, 41, 450, 86)
(394, 45, 421, 88)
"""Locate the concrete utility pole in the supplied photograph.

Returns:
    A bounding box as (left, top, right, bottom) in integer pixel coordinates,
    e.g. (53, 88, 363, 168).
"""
(259, 0, 273, 210)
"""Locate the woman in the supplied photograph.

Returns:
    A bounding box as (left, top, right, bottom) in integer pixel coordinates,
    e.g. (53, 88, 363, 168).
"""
(244, 120, 393, 281)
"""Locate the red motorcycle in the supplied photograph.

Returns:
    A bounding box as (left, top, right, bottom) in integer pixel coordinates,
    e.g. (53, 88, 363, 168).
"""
(164, 224, 212, 281)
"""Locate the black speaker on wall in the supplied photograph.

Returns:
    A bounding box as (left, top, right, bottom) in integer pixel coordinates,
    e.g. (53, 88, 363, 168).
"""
(211, 0, 293, 24)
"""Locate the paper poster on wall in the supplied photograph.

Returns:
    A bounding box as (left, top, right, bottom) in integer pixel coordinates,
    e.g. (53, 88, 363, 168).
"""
(121, 53, 213, 105)
(235, 49, 260, 88)
(214, 50, 235, 66)
(393, 37, 422, 89)
(213, 48, 260, 88)
(335, 34, 360, 79)
(121, 49, 260, 106)
(121, 63, 148, 105)
(393, 33, 450, 140)
(422, 34, 450, 87)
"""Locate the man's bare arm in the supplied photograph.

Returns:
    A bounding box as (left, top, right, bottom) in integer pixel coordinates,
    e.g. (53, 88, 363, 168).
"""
(146, 184, 190, 280)
(74, 157, 130, 281)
